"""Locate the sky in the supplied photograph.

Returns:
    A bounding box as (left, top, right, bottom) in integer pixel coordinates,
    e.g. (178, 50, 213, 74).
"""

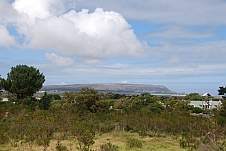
(0, 0, 226, 95)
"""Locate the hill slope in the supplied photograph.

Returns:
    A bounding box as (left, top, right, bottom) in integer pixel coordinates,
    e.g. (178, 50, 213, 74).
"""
(41, 83, 173, 94)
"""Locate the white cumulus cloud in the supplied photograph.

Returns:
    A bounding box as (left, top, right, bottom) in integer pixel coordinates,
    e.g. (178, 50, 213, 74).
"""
(45, 53, 75, 67)
(13, 0, 77, 21)
(23, 8, 148, 60)
(0, 0, 18, 24)
(12, 0, 77, 34)
(0, 25, 15, 46)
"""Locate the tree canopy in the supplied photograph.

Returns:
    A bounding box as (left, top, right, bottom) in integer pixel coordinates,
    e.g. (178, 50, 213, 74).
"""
(75, 87, 99, 111)
(0, 65, 45, 99)
(218, 86, 226, 97)
(184, 92, 202, 100)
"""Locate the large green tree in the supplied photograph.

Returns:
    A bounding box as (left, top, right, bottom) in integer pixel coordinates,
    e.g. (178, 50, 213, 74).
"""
(75, 87, 99, 111)
(218, 86, 226, 97)
(184, 92, 202, 100)
(0, 65, 45, 99)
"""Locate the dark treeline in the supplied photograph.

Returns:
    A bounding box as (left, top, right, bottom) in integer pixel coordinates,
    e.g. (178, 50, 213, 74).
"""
(0, 88, 226, 150)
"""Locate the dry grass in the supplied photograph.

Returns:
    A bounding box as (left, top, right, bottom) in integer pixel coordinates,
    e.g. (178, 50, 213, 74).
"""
(0, 132, 187, 151)
(93, 132, 187, 151)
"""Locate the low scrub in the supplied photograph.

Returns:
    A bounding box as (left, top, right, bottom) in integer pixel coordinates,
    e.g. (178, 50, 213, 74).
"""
(99, 142, 119, 151)
(126, 138, 143, 148)
(56, 144, 69, 151)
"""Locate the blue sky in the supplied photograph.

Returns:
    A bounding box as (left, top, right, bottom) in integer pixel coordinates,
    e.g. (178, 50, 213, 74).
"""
(1, 0, 226, 95)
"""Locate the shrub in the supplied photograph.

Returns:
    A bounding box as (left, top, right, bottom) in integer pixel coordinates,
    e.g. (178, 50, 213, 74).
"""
(39, 92, 53, 110)
(126, 138, 143, 148)
(74, 124, 95, 150)
(138, 130, 147, 137)
(100, 142, 119, 151)
(37, 137, 50, 151)
(192, 107, 203, 114)
(56, 144, 69, 151)
(179, 134, 198, 151)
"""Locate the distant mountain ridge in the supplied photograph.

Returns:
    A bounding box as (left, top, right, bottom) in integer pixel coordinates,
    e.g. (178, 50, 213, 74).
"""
(41, 83, 173, 94)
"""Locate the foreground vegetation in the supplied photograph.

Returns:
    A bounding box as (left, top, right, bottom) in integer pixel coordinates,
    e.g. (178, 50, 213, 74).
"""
(0, 132, 188, 151)
(0, 88, 226, 151)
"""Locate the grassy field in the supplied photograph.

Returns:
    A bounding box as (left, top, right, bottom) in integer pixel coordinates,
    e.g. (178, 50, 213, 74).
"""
(92, 132, 187, 151)
(0, 132, 188, 151)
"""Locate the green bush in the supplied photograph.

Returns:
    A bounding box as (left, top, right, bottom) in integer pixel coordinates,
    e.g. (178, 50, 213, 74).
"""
(37, 137, 50, 151)
(16, 97, 38, 110)
(192, 107, 203, 114)
(138, 130, 147, 137)
(126, 138, 143, 148)
(218, 115, 226, 126)
(56, 144, 69, 151)
(39, 92, 53, 110)
(100, 142, 119, 151)
(179, 134, 198, 151)
(75, 124, 95, 150)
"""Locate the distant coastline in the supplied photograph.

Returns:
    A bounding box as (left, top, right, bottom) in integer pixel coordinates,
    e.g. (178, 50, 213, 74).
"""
(41, 83, 177, 95)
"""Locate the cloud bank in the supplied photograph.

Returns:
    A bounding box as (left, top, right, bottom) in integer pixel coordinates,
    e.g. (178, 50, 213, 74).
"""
(76, 0, 226, 25)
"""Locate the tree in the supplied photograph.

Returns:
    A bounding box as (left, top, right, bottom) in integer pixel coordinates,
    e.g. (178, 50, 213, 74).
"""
(218, 86, 226, 98)
(1, 65, 45, 99)
(75, 87, 99, 111)
(39, 92, 52, 110)
(184, 93, 202, 100)
(62, 91, 76, 103)
(74, 123, 95, 150)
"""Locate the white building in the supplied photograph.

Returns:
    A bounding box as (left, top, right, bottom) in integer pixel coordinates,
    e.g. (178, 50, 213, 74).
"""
(189, 100, 222, 110)
(1, 98, 9, 102)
